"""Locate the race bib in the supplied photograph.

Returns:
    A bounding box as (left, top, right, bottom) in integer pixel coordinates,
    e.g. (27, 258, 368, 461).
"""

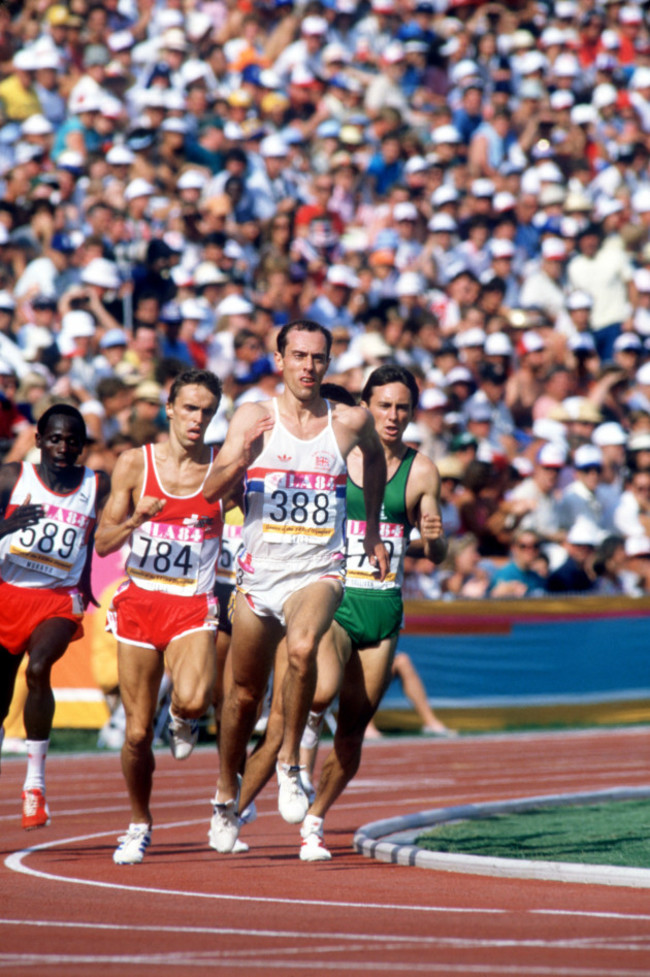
(344, 519, 405, 590)
(261, 471, 339, 544)
(215, 523, 242, 584)
(127, 519, 204, 595)
(8, 503, 90, 580)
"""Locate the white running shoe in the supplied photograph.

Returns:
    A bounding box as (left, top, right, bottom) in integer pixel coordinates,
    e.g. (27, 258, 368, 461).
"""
(168, 714, 199, 760)
(232, 838, 249, 853)
(208, 798, 240, 853)
(113, 823, 151, 865)
(300, 814, 331, 862)
(276, 763, 309, 824)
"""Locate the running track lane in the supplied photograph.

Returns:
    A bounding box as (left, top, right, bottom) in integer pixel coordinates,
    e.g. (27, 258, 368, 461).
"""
(1, 727, 650, 977)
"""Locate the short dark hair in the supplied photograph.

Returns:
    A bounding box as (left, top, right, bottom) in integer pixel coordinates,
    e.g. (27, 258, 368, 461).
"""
(37, 403, 86, 439)
(276, 319, 332, 358)
(168, 368, 222, 406)
(361, 364, 419, 410)
(321, 381, 357, 406)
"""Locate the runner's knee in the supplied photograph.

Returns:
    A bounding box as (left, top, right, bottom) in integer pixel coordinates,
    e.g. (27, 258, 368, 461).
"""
(123, 718, 154, 751)
(25, 655, 52, 690)
(285, 634, 317, 674)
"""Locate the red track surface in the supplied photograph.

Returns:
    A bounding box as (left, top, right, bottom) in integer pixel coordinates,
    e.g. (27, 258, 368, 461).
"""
(2, 726, 650, 976)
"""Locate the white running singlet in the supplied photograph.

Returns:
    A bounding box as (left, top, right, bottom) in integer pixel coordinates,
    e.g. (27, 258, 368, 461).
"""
(241, 399, 347, 571)
(0, 462, 99, 589)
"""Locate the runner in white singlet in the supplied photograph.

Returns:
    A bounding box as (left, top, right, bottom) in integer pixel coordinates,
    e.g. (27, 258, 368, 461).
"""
(203, 319, 389, 854)
(0, 404, 110, 831)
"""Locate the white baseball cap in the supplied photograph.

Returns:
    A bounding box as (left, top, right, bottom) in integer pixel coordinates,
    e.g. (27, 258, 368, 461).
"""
(592, 421, 627, 446)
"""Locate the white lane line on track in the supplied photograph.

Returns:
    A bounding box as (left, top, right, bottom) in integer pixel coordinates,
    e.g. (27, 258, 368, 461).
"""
(0, 954, 649, 975)
(6, 824, 650, 923)
(3, 823, 507, 915)
(1, 919, 649, 954)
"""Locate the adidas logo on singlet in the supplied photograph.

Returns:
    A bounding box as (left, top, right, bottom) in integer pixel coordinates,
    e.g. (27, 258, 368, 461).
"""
(277, 454, 292, 462)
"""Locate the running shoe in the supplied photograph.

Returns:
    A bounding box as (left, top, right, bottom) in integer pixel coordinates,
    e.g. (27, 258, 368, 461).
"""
(168, 714, 199, 760)
(113, 823, 151, 865)
(300, 814, 331, 862)
(277, 763, 309, 824)
(208, 797, 240, 853)
(22, 788, 50, 830)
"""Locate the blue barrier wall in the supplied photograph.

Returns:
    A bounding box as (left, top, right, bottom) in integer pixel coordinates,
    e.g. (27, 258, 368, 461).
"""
(384, 596, 650, 708)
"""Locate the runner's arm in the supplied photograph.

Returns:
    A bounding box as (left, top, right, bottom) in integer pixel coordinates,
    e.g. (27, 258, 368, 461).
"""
(78, 469, 111, 607)
(355, 409, 389, 580)
(95, 450, 162, 556)
(410, 454, 448, 565)
(203, 403, 274, 503)
(0, 462, 45, 538)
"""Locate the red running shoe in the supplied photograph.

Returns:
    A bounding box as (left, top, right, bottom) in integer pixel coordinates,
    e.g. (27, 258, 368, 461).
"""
(22, 788, 50, 830)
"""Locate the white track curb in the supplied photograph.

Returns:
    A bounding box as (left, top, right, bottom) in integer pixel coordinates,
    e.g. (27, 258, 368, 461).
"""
(354, 786, 650, 888)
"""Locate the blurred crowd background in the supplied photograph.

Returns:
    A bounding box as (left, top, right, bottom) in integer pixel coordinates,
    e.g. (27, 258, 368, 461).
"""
(2, 0, 650, 597)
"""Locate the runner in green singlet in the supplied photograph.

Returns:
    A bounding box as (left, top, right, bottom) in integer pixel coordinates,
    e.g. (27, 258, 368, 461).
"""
(298, 364, 448, 861)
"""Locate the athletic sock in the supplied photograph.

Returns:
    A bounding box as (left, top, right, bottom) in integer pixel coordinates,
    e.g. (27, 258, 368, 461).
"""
(300, 711, 325, 750)
(23, 739, 49, 792)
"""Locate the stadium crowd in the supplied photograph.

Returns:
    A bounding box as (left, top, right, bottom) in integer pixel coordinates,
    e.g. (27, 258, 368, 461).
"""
(1, 0, 650, 597)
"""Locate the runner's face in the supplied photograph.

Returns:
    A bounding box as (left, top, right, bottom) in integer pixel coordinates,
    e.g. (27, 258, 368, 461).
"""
(365, 382, 413, 446)
(36, 416, 85, 469)
(276, 329, 329, 402)
(167, 383, 218, 445)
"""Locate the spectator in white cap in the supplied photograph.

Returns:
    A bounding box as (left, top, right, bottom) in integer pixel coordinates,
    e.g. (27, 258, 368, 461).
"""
(392, 200, 423, 270)
(70, 257, 124, 332)
(207, 293, 255, 381)
(454, 325, 485, 376)
(483, 331, 513, 373)
(508, 441, 568, 544)
(365, 42, 414, 124)
(122, 178, 156, 249)
(0, 48, 41, 121)
(547, 516, 601, 593)
(57, 308, 98, 392)
(555, 289, 594, 344)
(246, 134, 298, 222)
(519, 237, 568, 320)
(273, 15, 328, 85)
(424, 213, 460, 285)
(307, 263, 360, 334)
(486, 238, 521, 309)
(394, 271, 427, 321)
(592, 420, 628, 523)
(415, 386, 449, 462)
(558, 443, 610, 535)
